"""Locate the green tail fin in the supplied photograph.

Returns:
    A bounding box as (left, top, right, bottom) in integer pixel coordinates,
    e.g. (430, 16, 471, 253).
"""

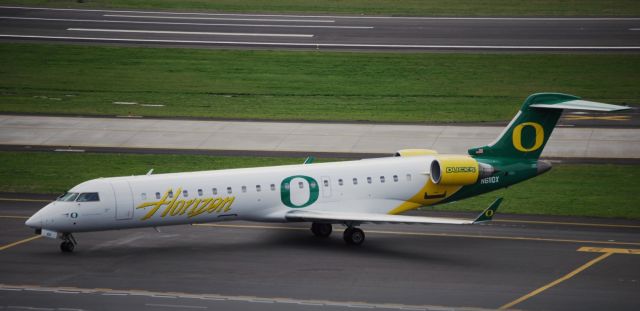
(468, 93, 629, 160)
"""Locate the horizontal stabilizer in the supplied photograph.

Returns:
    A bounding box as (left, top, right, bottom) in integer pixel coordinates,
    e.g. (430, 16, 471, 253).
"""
(530, 99, 630, 112)
(473, 198, 502, 223)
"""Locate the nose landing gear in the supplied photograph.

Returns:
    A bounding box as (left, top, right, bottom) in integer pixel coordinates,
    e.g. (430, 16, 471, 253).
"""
(60, 233, 77, 253)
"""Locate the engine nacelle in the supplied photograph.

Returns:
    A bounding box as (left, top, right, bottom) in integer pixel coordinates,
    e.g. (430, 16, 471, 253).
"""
(394, 149, 438, 157)
(430, 156, 494, 185)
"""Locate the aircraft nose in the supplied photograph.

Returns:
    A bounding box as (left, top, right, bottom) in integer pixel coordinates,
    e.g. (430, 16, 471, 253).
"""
(25, 206, 48, 229)
(25, 213, 42, 228)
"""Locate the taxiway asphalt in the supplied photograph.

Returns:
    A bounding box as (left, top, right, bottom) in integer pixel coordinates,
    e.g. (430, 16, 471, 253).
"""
(1, 6, 639, 51)
(1, 114, 639, 159)
(1, 198, 639, 311)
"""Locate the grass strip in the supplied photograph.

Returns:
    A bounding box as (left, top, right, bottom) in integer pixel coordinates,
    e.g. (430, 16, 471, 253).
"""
(1, 0, 639, 16)
(1, 151, 637, 219)
(1, 43, 638, 123)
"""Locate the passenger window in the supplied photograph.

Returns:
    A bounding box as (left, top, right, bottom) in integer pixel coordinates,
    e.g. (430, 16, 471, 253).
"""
(256, 185, 261, 192)
(57, 192, 79, 202)
(284, 183, 290, 190)
(380, 176, 385, 183)
(242, 186, 247, 193)
(168, 190, 174, 198)
(393, 175, 398, 182)
(76, 192, 99, 202)
(310, 181, 317, 188)
(155, 192, 161, 199)
(338, 179, 343, 186)
(298, 181, 304, 189)
(323, 180, 329, 187)
(198, 189, 203, 197)
(367, 177, 372, 184)
(212, 188, 217, 195)
(406, 174, 412, 181)
(227, 187, 232, 194)
(141, 193, 147, 200)
(183, 190, 189, 197)
(353, 178, 358, 185)
(270, 184, 276, 191)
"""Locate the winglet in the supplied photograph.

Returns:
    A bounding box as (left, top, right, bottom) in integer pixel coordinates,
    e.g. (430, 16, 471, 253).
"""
(473, 198, 502, 223)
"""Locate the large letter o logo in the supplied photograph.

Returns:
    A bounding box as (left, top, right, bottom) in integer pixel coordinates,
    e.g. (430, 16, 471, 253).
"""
(512, 122, 544, 152)
(281, 175, 319, 208)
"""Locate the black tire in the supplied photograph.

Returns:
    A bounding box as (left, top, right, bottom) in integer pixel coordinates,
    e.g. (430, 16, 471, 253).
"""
(311, 223, 332, 237)
(60, 241, 74, 253)
(343, 227, 365, 245)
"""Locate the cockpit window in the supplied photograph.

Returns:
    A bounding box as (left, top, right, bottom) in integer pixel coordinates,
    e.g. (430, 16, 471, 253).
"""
(57, 192, 79, 202)
(77, 192, 100, 202)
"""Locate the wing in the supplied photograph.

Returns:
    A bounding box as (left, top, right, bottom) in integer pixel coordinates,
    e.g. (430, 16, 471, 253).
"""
(286, 198, 502, 226)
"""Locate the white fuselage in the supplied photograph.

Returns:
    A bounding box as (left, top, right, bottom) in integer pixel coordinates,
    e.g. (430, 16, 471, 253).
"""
(27, 156, 434, 233)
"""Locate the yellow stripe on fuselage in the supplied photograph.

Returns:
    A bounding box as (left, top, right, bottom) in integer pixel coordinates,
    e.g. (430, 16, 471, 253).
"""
(388, 179, 462, 215)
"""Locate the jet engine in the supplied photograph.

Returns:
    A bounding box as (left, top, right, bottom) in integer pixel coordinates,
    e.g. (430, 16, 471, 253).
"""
(430, 156, 494, 185)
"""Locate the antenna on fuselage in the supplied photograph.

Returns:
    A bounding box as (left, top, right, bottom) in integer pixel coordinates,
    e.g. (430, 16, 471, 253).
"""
(146, 169, 154, 176)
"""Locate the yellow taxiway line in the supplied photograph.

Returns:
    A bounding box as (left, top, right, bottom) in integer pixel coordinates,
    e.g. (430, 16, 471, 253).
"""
(0, 215, 28, 219)
(0, 197, 50, 203)
(499, 246, 640, 309)
(578, 246, 640, 255)
(0, 235, 41, 251)
(194, 223, 640, 246)
(494, 219, 640, 229)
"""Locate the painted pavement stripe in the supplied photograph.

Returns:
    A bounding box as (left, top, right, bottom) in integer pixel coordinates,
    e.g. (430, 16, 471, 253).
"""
(577, 246, 640, 254)
(0, 284, 497, 311)
(499, 251, 613, 309)
(0, 16, 373, 29)
(0, 235, 41, 251)
(67, 28, 314, 38)
(0, 197, 50, 203)
(2, 6, 640, 20)
(1, 34, 638, 50)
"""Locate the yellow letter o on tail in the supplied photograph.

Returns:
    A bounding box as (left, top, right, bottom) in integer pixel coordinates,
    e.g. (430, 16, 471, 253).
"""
(512, 122, 544, 152)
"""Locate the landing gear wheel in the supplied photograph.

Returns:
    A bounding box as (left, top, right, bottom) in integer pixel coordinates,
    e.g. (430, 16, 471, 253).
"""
(60, 233, 77, 253)
(311, 223, 332, 237)
(343, 227, 365, 245)
(60, 241, 74, 253)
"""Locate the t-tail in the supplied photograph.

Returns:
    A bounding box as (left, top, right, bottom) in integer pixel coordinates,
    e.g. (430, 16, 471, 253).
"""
(468, 93, 630, 162)
(437, 93, 631, 204)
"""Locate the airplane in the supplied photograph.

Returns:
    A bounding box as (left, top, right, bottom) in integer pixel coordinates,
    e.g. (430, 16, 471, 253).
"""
(25, 93, 629, 252)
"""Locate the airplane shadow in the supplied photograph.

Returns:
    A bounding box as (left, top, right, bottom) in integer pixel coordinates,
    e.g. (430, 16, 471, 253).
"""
(47, 229, 477, 267)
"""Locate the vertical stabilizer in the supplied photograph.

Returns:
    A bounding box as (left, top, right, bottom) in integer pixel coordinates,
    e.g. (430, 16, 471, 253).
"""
(468, 93, 629, 160)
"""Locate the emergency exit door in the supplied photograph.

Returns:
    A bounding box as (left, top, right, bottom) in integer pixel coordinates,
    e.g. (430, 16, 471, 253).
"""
(111, 181, 134, 220)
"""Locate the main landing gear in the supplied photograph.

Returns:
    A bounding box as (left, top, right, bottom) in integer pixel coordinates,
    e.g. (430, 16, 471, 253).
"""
(60, 233, 77, 253)
(310, 222, 365, 246)
(343, 227, 365, 245)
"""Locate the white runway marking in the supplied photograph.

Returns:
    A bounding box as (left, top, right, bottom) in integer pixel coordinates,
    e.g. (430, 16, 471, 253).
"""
(2, 6, 640, 20)
(103, 14, 334, 23)
(67, 28, 314, 38)
(1, 34, 639, 50)
(0, 16, 373, 29)
(630, 28, 640, 30)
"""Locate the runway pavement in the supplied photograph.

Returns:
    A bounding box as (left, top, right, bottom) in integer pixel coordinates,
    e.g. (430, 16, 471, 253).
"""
(1, 197, 639, 311)
(1, 6, 639, 51)
(1, 114, 639, 159)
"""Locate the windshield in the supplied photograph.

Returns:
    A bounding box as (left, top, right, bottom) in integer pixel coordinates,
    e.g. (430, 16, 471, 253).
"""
(57, 192, 79, 202)
(77, 192, 100, 202)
